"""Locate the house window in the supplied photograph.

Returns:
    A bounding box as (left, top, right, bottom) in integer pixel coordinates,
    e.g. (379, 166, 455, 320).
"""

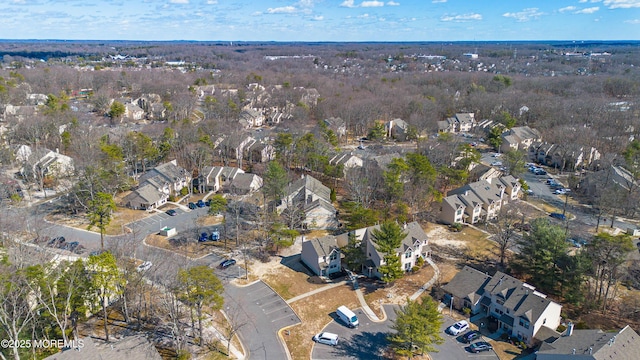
(405, 251, 412, 259)
(496, 299, 504, 306)
(519, 319, 530, 329)
(330, 252, 338, 261)
(456, 209, 462, 216)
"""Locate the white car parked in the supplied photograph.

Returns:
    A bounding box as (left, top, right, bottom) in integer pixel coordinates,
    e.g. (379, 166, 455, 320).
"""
(447, 320, 470, 335)
(136, 261, 152, 272)
(313, 332, 339, 346)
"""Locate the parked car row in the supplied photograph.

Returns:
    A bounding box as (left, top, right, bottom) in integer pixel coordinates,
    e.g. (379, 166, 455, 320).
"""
(446, 323, 495, 354)
(46, 236, 85, 254)
(529, 164, 547, 175)
(188, 199, 212, 210)
(198, 230, 220, 242)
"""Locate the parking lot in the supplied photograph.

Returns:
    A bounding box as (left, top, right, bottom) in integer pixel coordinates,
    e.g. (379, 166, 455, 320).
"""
(224, 281, 300, 360)
(431, 316, 499, 360)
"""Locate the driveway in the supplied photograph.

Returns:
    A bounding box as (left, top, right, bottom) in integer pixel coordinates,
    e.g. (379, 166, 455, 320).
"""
(311, 305, 398, 360)
(224, 281, 300, 360)
(431, 316, 499, 360)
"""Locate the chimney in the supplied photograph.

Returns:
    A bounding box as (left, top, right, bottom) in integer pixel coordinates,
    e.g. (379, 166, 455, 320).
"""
(567, 322, 574, 337)
(588, 347, 593, 355)
(572, 348, 576, 355)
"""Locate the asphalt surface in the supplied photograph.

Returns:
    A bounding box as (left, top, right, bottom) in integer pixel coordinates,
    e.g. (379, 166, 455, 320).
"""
(225, 281, 301, 360)
(22, 199, 297, 360)
(311, 305, 398, 360)
(431, 316, 499, 360)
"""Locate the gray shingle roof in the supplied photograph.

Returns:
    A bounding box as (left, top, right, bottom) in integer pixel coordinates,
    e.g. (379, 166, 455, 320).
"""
(537, 325, 640, 360)
(441, 266, 491, 305)
(287, 175, 331, 201)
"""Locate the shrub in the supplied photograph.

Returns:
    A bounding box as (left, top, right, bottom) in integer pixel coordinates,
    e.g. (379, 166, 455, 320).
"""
(415, 256, 425, 268)
(450, 222, 463, 232)
(463, 307, 471, 316)
(179, 187, 189, 196)
(411, 265, 420, 273)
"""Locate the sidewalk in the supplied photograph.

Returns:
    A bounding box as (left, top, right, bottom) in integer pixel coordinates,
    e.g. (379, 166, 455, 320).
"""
(285, 279, 346, 304)
(409, 257, 440, 301)
(355, 286, 383, 321)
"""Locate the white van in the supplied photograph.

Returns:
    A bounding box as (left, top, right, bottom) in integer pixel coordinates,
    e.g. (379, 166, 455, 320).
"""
(336, 305, 359, 328)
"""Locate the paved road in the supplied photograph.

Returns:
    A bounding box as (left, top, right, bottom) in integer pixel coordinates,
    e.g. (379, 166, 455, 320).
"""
(431, 316, 499, 360)
(21, 199, 298, 360)
(312, 305, 398, 360)
(225, 281, 300, 360)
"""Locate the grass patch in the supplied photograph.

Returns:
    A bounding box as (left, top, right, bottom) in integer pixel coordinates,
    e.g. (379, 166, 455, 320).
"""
(284, 284, 359, 360)
(262, 261, 327, 300)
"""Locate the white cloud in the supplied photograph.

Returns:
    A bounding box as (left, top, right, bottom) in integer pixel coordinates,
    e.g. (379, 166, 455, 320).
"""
(625, 19, 640, 23)
(206, 0, 217, 4)
(576, 6, 600, 13)
(432, 0, 447, 3)
(362, 1, 384, 7)
(440, 13, 482, 22)
(559, 6, 577, 12)
(387, 1, 400, 5)
(267, 6, 297, 13)
(603, 0, 640, 8)
(169, 0, 189, 3)
(502, 8, 543, 22)
(358, 13, 370, 18)
(340, 0, 357, 7)
(312, 15, 324, 21)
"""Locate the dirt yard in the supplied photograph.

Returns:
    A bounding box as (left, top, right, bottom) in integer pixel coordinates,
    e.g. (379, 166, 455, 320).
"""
(284, 286, 360, 360)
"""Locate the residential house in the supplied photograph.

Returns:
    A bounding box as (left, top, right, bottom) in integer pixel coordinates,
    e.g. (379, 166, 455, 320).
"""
(546, 144, 600, 171)
(295, 87, 320, 107)
(454, 113, 476, 132)
(323, 117, 347, 139)
(329, 152, 363, 176)
(238, 108, 264, 128)
(439, 176, 520, 225)
(500, 126, 542, 153)
(386, 118, 410, 141)
(245, 141, 275, 163)
(229, 173, 263, 195)
(468, 164, 503, 182)
(529, 142, 557, 165)
(437, 113, 476, 134)
(44, 334, 162, 360)
(442, 266, 562, 346)
(194, 85, 216, 100)
(300, 235, 342, 277)
(579, 165, 639, 198)
(20, 147, 75, 182)
(124, 103, 145, 121)
(277, 175, 338, 230)
(137, 159, 190, 195)
(359, 221, 431, 278)
(194, 166, 244, 193)
(122, 183, 168, 210)
(536, 325, 640, 359)
(218, 135, 255, 166)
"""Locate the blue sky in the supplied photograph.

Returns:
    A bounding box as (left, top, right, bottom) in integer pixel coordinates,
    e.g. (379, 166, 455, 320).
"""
(1, 0, 639, 41)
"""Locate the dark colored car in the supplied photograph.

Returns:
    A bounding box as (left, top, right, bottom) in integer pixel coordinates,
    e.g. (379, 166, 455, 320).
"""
(468, 341, 493, 353)
(48, 236, 65, 247)
(219, 259, 236, 269)
(550, 212, 566, 220)
(205, 199, 211, 206)
(462, 330, 481, 343)
(197, 200, 206, 208)
(188, 202, 197, 209)
(198, 232, 209, 242)
(165, 209, 177, 216)
(209, 231, 220, 241)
